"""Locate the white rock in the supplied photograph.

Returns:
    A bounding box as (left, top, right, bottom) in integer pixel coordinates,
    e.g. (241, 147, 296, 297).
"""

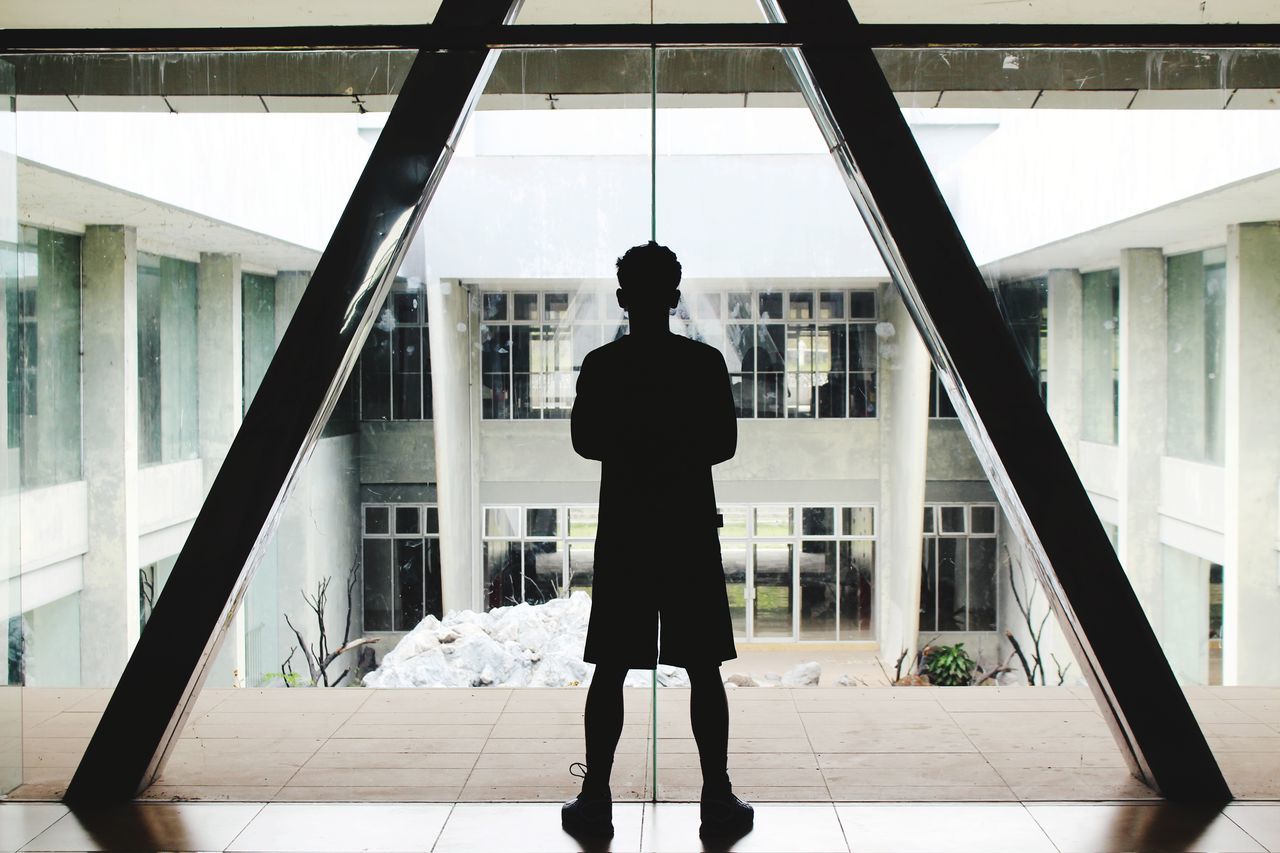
(781, 661, 822, 687)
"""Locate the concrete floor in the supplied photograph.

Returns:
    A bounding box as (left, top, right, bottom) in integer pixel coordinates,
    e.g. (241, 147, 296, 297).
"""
(9, 683, 1280, 803)
(5, 800, 1280, 852)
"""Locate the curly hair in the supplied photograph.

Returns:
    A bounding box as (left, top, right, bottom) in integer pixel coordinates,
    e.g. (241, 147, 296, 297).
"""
(615, 241, 682, 296)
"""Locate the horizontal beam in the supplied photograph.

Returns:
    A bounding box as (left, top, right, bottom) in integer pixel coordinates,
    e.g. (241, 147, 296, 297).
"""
(4, 23, 1280, 53)
(10, 47, 1280, 104)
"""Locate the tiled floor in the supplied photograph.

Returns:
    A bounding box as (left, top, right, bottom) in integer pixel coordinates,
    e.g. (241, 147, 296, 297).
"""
(9, 685, 1280, 802)
(4, 800, 1280, 852)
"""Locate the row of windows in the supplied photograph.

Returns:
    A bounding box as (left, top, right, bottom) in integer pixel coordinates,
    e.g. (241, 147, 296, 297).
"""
(361, 501, 1000, 642)
(353, 286, 884, 424)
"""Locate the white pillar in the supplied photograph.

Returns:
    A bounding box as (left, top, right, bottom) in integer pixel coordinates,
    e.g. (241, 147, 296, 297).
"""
(426, 276, 477, 614)
(197, 252, 245, 687)
(877, 285, 931, 668)
(1046, 268, 1084, 466)
(1223, 221, 1280, 685)
(1116, 248, 1166, 631)
(80, 225, 141, 687)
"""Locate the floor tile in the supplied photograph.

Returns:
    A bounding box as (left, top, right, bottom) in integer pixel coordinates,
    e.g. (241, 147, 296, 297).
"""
(434, 802, 643, 852)
(273, 786, 463, 802)
(834, 803, 1055, 852)
(21, 802, 264, 852)
(1225, 804, 1280, 852)
(227, 802, 451, 852)
(0, 803, 68, 853)
(1027, 803, 1266, 852)
(641, 803, 847, 852)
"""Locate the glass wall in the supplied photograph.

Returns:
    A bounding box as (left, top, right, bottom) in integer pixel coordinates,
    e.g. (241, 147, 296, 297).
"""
(0, 56, 21, 796)
(137, 253, 199, 466)
(9, 226, 81, 488)
(241, 272, 275, 415)
(1081, 267, 1120, 444)
(1166, 247, 1226, 465)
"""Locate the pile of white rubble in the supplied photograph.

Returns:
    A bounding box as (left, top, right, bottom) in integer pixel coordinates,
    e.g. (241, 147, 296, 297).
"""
(362, 591, 821, 688)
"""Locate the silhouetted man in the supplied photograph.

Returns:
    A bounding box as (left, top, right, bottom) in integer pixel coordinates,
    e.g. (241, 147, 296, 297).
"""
(561, 241, 754, 841)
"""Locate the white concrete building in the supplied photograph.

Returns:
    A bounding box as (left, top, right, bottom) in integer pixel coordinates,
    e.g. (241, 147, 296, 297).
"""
(3, 96, 1278, 695)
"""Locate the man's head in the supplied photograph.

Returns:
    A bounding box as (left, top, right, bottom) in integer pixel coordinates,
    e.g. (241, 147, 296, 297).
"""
(615, 241, 681, 316)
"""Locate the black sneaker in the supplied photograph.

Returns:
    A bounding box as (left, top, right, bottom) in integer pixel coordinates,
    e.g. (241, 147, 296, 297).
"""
(700, 788, 754, 840)
(562, 762, 614, 839)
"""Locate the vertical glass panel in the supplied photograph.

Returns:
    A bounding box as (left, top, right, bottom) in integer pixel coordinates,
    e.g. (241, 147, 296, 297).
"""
(0, 57, 20, 795)
(568, 544, 594, 595)
(919, 538, 937, 632)
(936, 537, 965, 631)
(719, 506, 748, 538)
(1082, 268, 1120, 445)
(12, 227, 81, 487)
(137, 253, 200, 466)
(241, 273, 275, 416)
(839, 540, 875, 638)
(482, 292, 507, 321)
(522, 540, 561, 604)
(722, 544, 747, 638)
(1166, 248, 1227, 465)
(798, 541, 836, 640)
(752, 543, 793, 638)
(393, 538, 425, 631)
(362, 539, 393, 633)
(484, 541, 520, 610)
(967, 538, 997, 631)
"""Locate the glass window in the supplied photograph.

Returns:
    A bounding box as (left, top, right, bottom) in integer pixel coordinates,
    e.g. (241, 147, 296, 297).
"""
(241, 272, 275, 417)
(365, 505, 390, 535)
(1082, 268, 1120, 445)
(137, 252, 199, 466)
(8, 226, 82, 487)
(484, 507, 520, 538)
(359, 281, 431, 421)
(754, 506, 794, 537)
(362, 501, 441, 632)
(1166, 247, 1226, 465)
(928, 364, 958, 419)
(920, 503, 999, 633)
(994, 278, 1048, 400)
(801, 506, 835, 536)
(526, 507, 558, 538)
(842, 507, 875, 536)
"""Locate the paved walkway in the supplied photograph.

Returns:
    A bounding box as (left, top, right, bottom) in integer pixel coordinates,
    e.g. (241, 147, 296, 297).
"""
(10, 685, 1280, 802)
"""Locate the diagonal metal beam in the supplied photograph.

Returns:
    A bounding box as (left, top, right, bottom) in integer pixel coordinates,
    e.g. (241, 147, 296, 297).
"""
(63, 0, 524, 805)
(765, 0, 1232, 803)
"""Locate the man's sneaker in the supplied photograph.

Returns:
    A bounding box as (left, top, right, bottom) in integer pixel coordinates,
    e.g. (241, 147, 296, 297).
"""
(561, 762, 614, 839)
(699, 788, 754, 840)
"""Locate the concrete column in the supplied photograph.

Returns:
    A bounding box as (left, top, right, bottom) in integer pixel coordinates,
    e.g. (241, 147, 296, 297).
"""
(80, 225, 141, 687)
(197, 252, 245, 687)
(273, 270, 311, 345)
(1116, 248, 1167, 629)
(1046, 268, 1084, 466)
(426, 276, 477, 614)
(1223, 222, 1280, 685)
(876, 285, 931, 667)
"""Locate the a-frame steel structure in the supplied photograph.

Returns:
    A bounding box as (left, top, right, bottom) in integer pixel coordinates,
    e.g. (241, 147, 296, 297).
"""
(56, 0, 1231, 804)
